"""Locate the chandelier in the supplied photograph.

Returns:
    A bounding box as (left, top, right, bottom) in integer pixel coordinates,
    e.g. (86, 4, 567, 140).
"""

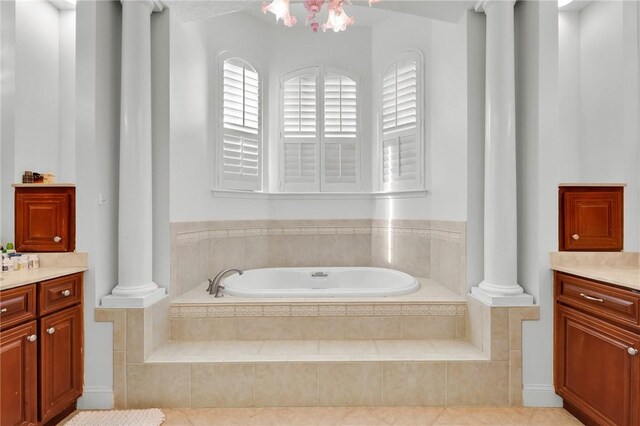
(262, 0, 380, 33)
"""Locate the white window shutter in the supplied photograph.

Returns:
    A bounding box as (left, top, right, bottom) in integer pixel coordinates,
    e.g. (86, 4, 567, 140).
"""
(281, 70, 320, 191)
(323, 73, 358, 191)
(220, 58, 261, 191)
(381, 52, 422, 191)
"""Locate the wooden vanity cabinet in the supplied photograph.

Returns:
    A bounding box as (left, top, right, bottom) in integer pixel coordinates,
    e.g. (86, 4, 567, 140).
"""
(559, 186, 623, 251)
(554, 271, 640, 426)
(0, 273, 83, 426)
(14, 186, 76, 253)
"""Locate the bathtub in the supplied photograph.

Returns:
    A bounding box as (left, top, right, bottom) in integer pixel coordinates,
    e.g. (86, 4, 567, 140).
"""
(222, 267, 419, 298)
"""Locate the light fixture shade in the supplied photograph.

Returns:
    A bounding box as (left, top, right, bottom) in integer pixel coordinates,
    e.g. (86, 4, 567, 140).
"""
(558, 0, 574, 7)
(322, 0, 355, 32)
(262, 0, 297, 27)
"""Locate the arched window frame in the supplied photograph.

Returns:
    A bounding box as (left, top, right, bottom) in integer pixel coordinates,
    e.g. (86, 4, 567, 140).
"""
(216, 53, 263, 191)
(279, 66, 361, 193)
(380, 49, 425, 192)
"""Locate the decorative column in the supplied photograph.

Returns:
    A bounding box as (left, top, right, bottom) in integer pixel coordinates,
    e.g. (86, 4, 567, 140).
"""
(471, 0, 533, 306)
(102, 0, 166, 308)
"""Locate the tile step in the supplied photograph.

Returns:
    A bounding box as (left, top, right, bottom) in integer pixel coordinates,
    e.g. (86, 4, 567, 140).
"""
(145, 339, 488, 363)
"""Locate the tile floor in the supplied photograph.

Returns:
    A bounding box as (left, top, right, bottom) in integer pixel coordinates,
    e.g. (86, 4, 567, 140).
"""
(158, 406, 581, 425)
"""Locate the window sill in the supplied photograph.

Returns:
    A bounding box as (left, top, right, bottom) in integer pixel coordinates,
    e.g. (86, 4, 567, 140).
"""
(211, 189, 428, 200)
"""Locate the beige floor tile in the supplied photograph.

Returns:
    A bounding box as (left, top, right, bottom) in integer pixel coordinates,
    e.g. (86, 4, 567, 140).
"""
(163, 408, 195, 425)
(374, 407, 444, 425)
(528, 408, 584, 425)
(337, 407, 391, 425)
(433, 407, 532, 425)
(259, 340, 319, 355)
(318, 340, 378, 355)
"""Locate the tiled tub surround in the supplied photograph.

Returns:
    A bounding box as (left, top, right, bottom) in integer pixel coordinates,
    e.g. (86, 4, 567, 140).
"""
(95, 294, 538, 409)
(171, 219, 466, 297)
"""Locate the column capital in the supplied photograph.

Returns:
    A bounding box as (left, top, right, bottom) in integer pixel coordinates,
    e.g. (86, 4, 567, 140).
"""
(121, 0, 165, 13)
(474, 0, 516, 13)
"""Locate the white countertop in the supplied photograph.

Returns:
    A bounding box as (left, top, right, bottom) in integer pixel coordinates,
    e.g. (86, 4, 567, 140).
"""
(550, 252, 640, 292)
(0, 266, 88, 291)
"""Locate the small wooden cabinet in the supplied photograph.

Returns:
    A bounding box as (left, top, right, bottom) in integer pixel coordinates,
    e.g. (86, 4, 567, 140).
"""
(14, 186, 76, 253)
(559, 185, 623, 251)
(0, 273, 83, 426)
(554, 271, 640, 425)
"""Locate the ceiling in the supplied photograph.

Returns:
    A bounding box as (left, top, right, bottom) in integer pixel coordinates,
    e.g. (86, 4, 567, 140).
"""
(164, 0, 477, 25)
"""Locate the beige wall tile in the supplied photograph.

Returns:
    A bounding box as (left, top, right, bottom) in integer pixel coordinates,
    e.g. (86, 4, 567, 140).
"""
(352, 235, 372, 266)
(173, 318, 239, 340)
(126, 364, 191, 408)
(297, 317, 347, 340)
(210, 237, 245, 277)
(317, 235, 354, 267)
(152, 297, 172, 353)
(430, 239, 462, 294)
(382, 362, 446, 406)
(177, 239, 210, 296)
(456, 315, 467, 340)
(319, 363, 382, 406)
(466, 296, 484, 352)
(284, 236, 320, 267)
(371, 234, 392, 268)
(393, 235, 430, 277)
(509, 307, 540, 351)
(244, 236, 271, 270)
(237, 317, 347, 340)
(347, 317, 402, 340)
(509, 350, 523, 406)
(113, 351, 126, 409)
(126, 309, 145, 363)
(95, 308, 126, 352)
(191, 364, 255, 408)
(255, 363, 318, 407)
(446, 361, 509, 406)
(490, 308, 509, 361)
(401, 316, 457, 339)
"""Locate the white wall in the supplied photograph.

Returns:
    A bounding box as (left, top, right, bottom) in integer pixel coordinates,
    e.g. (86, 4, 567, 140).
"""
(14, 0, 60, 181)
(370, 13, 468, 221)
(75, 0, 121, 408)
(58, 10, 76, 183)
(579, 1, 639, 250)
(168, 10, 469, 223)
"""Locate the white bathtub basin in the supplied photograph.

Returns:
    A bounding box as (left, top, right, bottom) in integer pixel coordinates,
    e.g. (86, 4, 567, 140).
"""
(222, 267, 419, 298)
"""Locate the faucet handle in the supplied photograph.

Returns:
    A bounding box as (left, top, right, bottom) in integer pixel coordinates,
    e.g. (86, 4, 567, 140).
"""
(206, 278, 214, 292)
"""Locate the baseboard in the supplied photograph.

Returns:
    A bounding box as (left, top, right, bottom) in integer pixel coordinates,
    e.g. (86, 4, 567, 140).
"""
(77, 386, 114, 409)
(523, 385, 563, 407)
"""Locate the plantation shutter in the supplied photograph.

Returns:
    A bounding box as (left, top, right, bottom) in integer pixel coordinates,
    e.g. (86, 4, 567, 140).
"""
(281, 69, 319, 191)
(220, 58, 261, 190)
(381, 53, 421, 191)
(323, 73, 358, 191)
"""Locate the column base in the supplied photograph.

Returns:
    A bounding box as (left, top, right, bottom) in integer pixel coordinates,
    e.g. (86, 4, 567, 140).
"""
(471, 286, 534, 306)
(101, 288, 166, 308)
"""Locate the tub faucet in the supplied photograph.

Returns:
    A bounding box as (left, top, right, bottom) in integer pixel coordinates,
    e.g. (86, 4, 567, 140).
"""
(207, 268, 243, 297)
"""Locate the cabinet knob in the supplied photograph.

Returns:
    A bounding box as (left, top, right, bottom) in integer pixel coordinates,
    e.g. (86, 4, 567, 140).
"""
(53, 236, 62, 242)
(628, 347, 639, 356)
(571, 234, 580, 240)
(61, 289, 71, 297)
(0, 308, 7, 314)
(27, 334, 37, 342)
(46, 327, 56, 335)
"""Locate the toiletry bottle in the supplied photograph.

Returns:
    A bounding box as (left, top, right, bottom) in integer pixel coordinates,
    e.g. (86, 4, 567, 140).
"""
(29, 254, 39, 269)
(2, 257, 10, 272)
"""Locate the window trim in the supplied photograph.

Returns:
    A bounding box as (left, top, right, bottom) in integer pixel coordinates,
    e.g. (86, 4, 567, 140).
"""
(379, 49, 425, 193)
(215, 52, 263, 192)
(279, 66, 361, 193)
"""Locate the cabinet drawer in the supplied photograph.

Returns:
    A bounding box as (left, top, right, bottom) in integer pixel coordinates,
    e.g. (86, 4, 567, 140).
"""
(0, 284, 37, 331)
(556, 272, 640, 327)
(38, 273, 82, 316)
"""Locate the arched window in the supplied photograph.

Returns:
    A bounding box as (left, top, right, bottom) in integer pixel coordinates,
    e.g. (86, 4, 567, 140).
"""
(280, 67, 360, 192)
(381, 50, 423, 191)
(219, 57, 261, 191)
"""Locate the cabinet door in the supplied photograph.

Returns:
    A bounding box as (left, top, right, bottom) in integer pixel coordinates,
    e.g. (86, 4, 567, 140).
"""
(555, 306, 640, 426)
(0, 321, 38, 426)
(39, 305, 83, 423)
(560, 189, 623, 251)
(15, 188, 75, 252)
